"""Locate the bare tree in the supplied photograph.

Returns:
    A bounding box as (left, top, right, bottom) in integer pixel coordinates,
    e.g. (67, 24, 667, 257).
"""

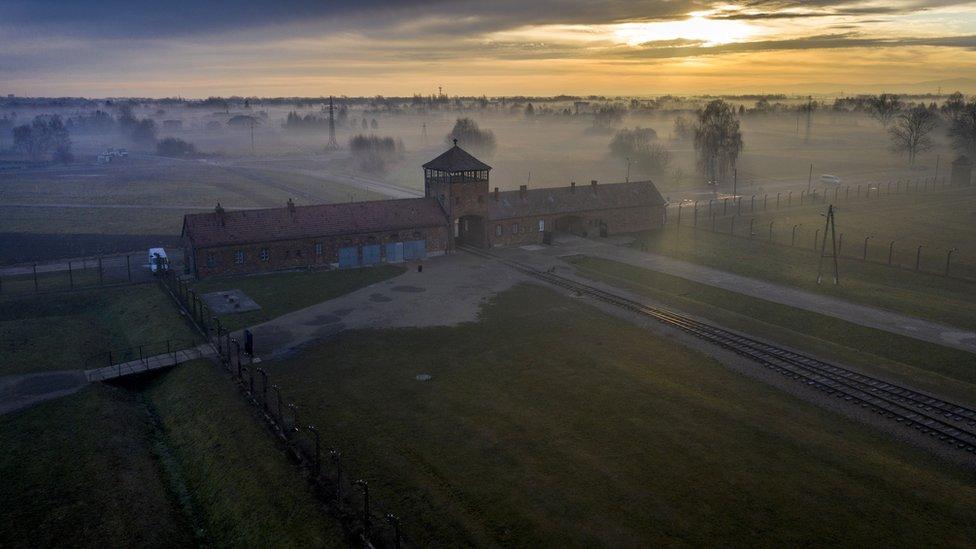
(868, 93, 902, 127)
(694, 100, 743, 186)
(948, 99, 976, 157)
(889, 104, 937, 165)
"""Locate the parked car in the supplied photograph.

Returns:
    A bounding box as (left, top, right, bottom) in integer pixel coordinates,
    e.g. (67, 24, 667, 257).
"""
(148, 248, 169, 272)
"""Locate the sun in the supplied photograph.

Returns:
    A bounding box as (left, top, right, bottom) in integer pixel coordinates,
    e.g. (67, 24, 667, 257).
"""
(612, 15, 761, 47)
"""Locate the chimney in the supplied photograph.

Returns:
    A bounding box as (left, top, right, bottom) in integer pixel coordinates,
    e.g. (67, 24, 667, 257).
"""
(570, 181, 576, 193)
(287, 198, 296, 215)
(214, 202, 225, 226)
(590, 180, 598, 192)
(519, 184, 527, 199)
(494, 187, 499, 201)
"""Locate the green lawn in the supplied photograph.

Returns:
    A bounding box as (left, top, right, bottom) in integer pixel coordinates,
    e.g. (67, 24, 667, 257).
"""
(191, 265, 405, 331)
(265, 284, 976, 546)
(0, 384, 196, 548)
(142, 360, 348, 547)
(0, 284, 199, 376)
(566, 254, 976, 404)
(638, 221, 976, 331)
(0, 360, 348, 548)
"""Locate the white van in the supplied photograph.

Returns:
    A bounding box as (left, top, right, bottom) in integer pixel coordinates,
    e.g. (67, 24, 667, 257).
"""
(819, 174, 842, 186)
(148, 248, 169, 272)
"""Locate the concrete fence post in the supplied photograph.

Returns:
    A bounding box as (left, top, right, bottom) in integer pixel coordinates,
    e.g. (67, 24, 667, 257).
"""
(916, 245, 923, 271)
(945, 248, 957, 277)
(863, 236, 873, 260)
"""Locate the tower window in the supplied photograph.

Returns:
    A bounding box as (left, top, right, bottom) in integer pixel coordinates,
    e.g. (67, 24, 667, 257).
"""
(511, 223, 519, 234)
(495, 224, 503, 236)
(538, 219, 545, 232)
(234, 250, 245, 264)
(260, 248, 270, 262)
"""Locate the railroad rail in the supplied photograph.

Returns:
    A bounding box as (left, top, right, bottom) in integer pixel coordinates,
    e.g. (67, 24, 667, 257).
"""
(460, 245, 976, 455)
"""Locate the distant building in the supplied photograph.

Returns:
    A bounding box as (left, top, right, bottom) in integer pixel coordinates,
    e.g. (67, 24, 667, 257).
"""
(182, 143, 666, 278)
(97, 147, 128, 164)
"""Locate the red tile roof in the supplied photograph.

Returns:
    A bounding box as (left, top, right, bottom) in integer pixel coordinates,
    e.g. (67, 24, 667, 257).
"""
(183, 198, 447, 248)
(488, 180, 664, 219)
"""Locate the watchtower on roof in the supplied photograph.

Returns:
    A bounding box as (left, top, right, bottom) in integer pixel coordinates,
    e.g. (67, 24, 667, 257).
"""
(423, 141, 493, 247)
(423, 139, 492, 188)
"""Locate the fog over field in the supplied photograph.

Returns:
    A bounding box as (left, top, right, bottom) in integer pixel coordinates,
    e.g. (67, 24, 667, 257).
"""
(4, 1, 976, 547)
(0, 92, 962, 255)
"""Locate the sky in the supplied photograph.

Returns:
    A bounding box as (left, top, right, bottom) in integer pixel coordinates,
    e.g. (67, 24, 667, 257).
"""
(1, 0, 975, 97)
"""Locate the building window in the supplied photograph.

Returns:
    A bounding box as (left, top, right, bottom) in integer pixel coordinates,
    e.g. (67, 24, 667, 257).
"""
(260, 248, 270, 262)
(315, 242, 323, 255)
(234, 250, 245, 264)
(511, 223, 519, 235)
(495, 224, 503, 236)
(538, 219, 545, 232)
(206, 253, 216, 267)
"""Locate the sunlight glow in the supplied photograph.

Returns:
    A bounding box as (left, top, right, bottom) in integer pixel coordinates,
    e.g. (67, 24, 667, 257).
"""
(612, 15, 761, 47)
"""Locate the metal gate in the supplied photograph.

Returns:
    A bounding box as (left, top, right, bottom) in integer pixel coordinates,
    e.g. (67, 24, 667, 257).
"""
(403, 240, 426, 260)
(362, 244, 381, 266)
(338, 246, 359, 268)
(385, 242, 404, 263)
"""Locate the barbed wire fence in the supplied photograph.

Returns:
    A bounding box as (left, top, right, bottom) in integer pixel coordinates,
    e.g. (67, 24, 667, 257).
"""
(0, 253, 155, 296)
(157, 269, 414, 548)
(661, 175, 975, 281)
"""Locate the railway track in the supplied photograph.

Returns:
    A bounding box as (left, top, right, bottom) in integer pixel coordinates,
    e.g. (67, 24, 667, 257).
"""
(460, 245, 976, 455)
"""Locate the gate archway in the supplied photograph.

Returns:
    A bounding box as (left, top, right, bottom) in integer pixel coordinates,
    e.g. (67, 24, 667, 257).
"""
(456, 215, 488, 248)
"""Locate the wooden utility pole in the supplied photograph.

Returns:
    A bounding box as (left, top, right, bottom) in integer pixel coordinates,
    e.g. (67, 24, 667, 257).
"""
(817, 204, 839, 285)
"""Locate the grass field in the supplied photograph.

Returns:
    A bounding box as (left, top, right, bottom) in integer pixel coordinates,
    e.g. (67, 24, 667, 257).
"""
(639, 192, 976, 330)
(190, 265, 405, 331)
(679, 186, 976, 276)
(0, 283, 198, 376)
(566, 254, 976, 404)
(265, 283, 976, 546)
(0, 360, 348, 547)
(0, 383, 195, 548)
(0, 158, 382, 236)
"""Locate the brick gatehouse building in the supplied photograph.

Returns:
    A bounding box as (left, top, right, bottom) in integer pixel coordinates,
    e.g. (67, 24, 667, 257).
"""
(182, 142, 666, 278)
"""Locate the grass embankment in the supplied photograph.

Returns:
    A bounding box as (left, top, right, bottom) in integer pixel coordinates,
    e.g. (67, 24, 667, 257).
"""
(0, 384, 195, 548)
(640, 203, 976, 330)
(0, 361, 347, 547)
(192, 265, 405, 331)
(142, 360, 347, 546)
(566, 255, 976, 403)
(0, 284, 199, 376)
(268, 284, 976, 546)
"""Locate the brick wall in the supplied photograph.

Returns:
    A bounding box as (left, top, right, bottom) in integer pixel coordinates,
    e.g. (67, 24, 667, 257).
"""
(190, 224, 450, 278)
(486, 205, 665, 248)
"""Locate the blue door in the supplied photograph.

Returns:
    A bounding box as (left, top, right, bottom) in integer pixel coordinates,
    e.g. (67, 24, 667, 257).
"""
(403, 239, 427, 260)
(338, 246, 359, 268)
(385, 242, 404, 263)
(362, 244, 381, 265)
